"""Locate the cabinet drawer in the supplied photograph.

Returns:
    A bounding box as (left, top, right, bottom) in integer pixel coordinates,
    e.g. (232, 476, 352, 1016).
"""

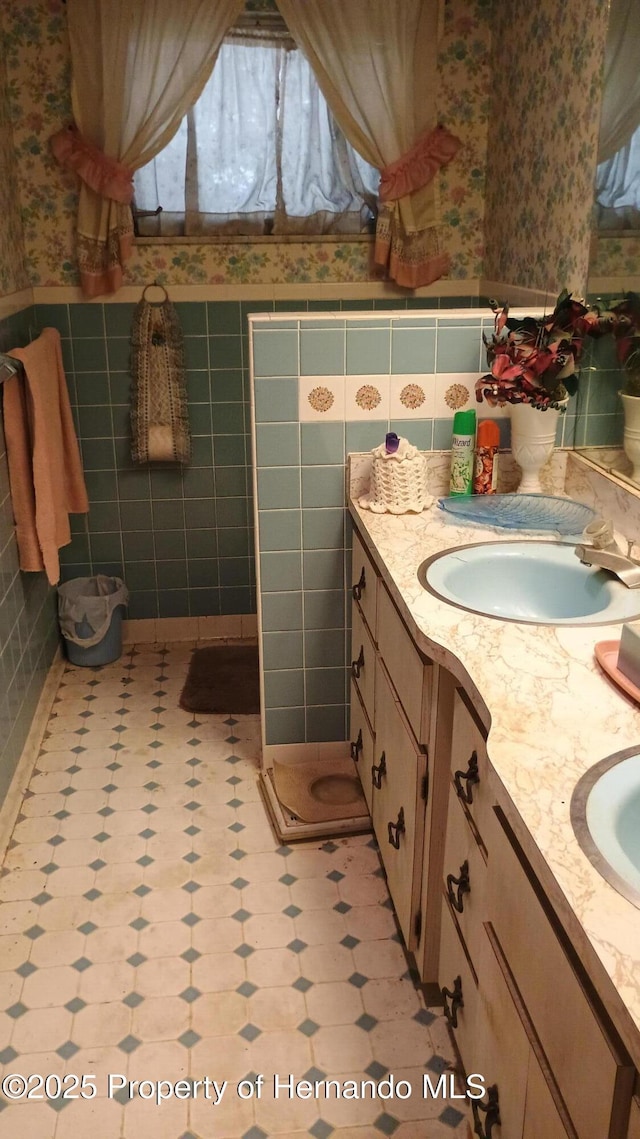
(349, 679, 374, 814)
(450, 689, 491, 845)
(488, 808, 634, 1139)
(351, 530, 378, 639)
(372, 664, 424, 947)
(377, 582, 431, 743)
(442, 783, 487, 969)
(438, 897, 479, 1079)
(350, 603, 376, 727)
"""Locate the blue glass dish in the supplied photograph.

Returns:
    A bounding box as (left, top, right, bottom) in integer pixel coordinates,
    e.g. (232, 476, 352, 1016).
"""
(437, 494, 597, 535)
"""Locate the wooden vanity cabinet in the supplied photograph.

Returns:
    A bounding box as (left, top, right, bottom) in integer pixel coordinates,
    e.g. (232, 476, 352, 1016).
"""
(439, 690, 635, 1139)
(349, 520, 639, 1139)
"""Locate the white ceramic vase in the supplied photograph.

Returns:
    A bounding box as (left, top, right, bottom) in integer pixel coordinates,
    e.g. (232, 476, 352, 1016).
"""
(619, 391, 640, 483)
(509, 400, 566, 494)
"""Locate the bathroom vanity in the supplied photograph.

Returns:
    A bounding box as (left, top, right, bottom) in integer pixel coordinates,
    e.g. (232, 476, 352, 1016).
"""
(348, 453, 640, 1139)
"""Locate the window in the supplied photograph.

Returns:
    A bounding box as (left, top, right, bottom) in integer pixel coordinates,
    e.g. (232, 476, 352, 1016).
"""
(133, 17, 379, 239)
(595, 125, 640, 232)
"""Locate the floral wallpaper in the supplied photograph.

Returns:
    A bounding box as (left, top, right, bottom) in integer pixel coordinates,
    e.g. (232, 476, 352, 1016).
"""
(483, 0, 609, 297)
(0, 43, 29, 296)
(589, 234, 640, 282)
(2, 0, 492, 290)
(0, 0, 612, 296)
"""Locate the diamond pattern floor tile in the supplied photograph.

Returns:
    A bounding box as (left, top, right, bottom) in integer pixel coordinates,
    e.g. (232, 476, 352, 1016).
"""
(0, 643, 469, 1134)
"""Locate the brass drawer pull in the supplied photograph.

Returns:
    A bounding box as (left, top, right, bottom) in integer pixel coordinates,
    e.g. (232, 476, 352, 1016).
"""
(350, 729, 363, 761)
(441, 975, 463, 1028)
(446, 860, 470, 913)
(471, 1084, 500, 1138)
(372, 751, 387, 789)
(351, 645, 365, 679)
(388, 807, 405, 849)
(454, 750, 479, 805)
(352, 566, 366, 601)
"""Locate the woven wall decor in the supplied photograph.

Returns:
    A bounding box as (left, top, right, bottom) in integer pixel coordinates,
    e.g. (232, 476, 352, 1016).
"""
(130, 284, 191, 464)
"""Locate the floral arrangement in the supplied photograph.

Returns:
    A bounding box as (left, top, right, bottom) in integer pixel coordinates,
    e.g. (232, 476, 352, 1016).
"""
(475, 291, 606, 411)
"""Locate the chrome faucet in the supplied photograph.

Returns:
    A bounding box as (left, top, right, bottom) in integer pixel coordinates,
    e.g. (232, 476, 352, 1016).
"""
(574, 518, 640, 588)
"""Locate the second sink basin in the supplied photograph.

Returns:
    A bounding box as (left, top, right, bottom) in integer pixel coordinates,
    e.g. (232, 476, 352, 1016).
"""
(418, 540, 640, 626)
(572, 750, 640, 908)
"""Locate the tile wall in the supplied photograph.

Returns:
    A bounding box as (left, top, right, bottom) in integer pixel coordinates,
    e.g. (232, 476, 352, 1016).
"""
(252, 308, 581, 749)
(36, 300, 255, 621)
(576, 304, 626, 448)
(35, 296, 481, 622)
(0, 306, 59, 801)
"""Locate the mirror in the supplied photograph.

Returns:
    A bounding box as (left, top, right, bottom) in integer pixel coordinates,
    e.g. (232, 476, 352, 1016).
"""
(578, 0, 640, 487)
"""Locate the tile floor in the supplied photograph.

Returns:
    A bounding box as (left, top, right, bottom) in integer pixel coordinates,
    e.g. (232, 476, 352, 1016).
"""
(0, 642, 469, 1138)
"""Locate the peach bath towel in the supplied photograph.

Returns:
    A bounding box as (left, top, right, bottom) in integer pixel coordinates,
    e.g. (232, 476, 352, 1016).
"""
(3, 327, 89, 585)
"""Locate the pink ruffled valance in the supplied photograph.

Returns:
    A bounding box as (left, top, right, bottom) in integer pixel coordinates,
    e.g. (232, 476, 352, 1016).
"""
(379, 124, 461, 203)
(50, 124, 134, 204)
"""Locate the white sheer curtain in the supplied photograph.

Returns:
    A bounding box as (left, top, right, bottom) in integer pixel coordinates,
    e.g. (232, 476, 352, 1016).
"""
(51, 0, 244, 295)
(278, 0, 460, 287)
(595, 0, 640, 229)
(134, 41, 378, 236)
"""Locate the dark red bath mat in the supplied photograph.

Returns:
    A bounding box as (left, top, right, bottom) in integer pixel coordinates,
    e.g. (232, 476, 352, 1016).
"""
(179, 644, 260, 715)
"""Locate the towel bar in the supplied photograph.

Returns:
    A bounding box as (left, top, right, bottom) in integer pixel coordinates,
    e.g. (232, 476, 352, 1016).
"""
(0, 352, 25, 384)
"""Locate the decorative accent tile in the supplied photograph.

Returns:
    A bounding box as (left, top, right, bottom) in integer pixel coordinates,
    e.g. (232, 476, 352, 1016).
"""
(345, 375, 390, 421)
(389, 373, 435, 419)
(433, 371, 508, 421)
(299, 376, 345, 422)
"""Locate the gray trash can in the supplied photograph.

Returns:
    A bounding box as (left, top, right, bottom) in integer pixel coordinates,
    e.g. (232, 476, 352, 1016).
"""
(57, 575, 129, 667)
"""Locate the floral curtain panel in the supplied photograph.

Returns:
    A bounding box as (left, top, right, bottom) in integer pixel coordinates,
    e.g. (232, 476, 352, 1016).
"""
(51, 0, 244, 297)
(133, 41, 378, 237)
(277, 0, 460, 288)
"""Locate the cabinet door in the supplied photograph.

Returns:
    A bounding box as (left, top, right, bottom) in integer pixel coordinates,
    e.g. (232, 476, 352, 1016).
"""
(488, 808, 634, 1139)
(351, 530, 378, 639)
(523, 1056, 571, 1139)
(442, 784, 487, 970)
(349, 679, 374, 813)
(438, 897, 479, 1080)
(627, 1098, 640, 1139)
(473, 925, 530, 1139)
(372, 663, 424, 947)
(350, 602, 376, 727)
(450, 689, 491, 846)
(377, 582, 431, 742)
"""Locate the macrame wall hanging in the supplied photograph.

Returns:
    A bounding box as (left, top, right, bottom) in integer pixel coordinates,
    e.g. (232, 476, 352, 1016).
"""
(130, 283, 191, 464)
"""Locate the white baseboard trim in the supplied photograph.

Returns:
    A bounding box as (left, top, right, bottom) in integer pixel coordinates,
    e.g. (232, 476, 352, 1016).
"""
(0, 648, 65, 864)
(261, 740, 350, 768)
(122, 614, 258, 644)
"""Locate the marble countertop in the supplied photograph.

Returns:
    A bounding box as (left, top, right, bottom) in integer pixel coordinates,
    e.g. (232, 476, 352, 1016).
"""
(348, 459, 640, 1068)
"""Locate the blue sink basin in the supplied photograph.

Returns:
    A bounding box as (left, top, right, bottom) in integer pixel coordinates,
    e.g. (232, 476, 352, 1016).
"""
(572, 751, 640, 908)
(418, 540, 640, 626)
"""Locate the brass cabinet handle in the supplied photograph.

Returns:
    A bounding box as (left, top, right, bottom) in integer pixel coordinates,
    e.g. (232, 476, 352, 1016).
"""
(454, 750, 480, 805)
(352, 566, 366, 601)
(446, 860, 470, 913)
(441, 975, 464, 1028)
(351, 645, 365, 679)
(372, 751, 387, 789)
(388, 806, 405, 849)
(471, 1084, 500, 1138)
(350, 728, 363, 761)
